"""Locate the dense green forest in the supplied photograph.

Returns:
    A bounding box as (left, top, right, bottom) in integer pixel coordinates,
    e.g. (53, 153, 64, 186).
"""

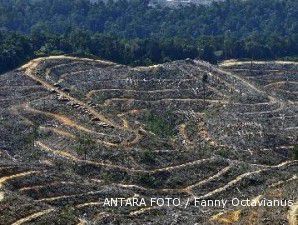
(0, 0, 297, 73)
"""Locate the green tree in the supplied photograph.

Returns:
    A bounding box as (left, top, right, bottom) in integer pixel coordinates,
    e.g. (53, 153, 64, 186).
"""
(294, 145, 298, 160)
(26, 123, 40, 148)
(202, 73, 208, 108)
(75, 134, 96, 160)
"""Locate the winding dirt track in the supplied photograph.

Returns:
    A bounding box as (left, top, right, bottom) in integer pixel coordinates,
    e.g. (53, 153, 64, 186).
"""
(288, 201, 298, 225)
(35, 141, 216, 173)
(11, 209, 55, 225)
(191, 160, 297, 201)
(0, 171, 40, 203)
(21, 59, 118, 128)
(220, 60, 298, 67)
(21, 57, 143, 147)
(0, 171, 39, 188)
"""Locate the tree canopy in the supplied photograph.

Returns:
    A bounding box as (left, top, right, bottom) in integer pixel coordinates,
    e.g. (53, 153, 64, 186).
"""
(0, 0, 297, 73)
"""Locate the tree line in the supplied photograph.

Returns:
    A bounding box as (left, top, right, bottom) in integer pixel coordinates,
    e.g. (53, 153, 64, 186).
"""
(0, 0, 297, 73)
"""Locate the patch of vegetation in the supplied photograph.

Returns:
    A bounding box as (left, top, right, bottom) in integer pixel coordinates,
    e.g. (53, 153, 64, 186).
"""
(28, 150, 43, 161)
(24, 125, 39, 147)
(143, 136, 174, 151)
(145, 111, 176, 138)
(294, 145, 298, 160)
(217, 148, 237, 159)
(202, 105, 221, 119)
(140, 150, 156, 165)
(58, 207, 77, 224)
(101, 170, 127, 183)
(137, 173, 162, 188)
(167, 175, 185, 187)
(92, 92, 109, 104)
(233, 93, 269, 104)
(72, 89, 86, 100)
(187, 122, 198, 138)
(75, 134, 96, 160)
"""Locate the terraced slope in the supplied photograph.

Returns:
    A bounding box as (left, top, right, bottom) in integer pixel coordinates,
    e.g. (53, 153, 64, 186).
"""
(220, 60, 298, 102)
(0, 56, 297, 225)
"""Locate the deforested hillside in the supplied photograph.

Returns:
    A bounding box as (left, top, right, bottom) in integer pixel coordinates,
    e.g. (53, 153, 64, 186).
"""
(220, 60, 298, 102)
(0, 56, 297, 224)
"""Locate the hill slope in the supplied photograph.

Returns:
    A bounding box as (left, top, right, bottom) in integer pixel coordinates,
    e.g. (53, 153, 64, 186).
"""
(0, 56, 297, 224)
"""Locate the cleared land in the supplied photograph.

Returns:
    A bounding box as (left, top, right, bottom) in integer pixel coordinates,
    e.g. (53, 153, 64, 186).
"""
(0, 56, 297, 224)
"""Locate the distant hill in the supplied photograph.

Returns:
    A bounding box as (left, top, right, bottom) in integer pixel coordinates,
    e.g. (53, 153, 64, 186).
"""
(88, 0, 226, 5)
(1, 0, 297, 74)
(150, 0, 226, 6)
